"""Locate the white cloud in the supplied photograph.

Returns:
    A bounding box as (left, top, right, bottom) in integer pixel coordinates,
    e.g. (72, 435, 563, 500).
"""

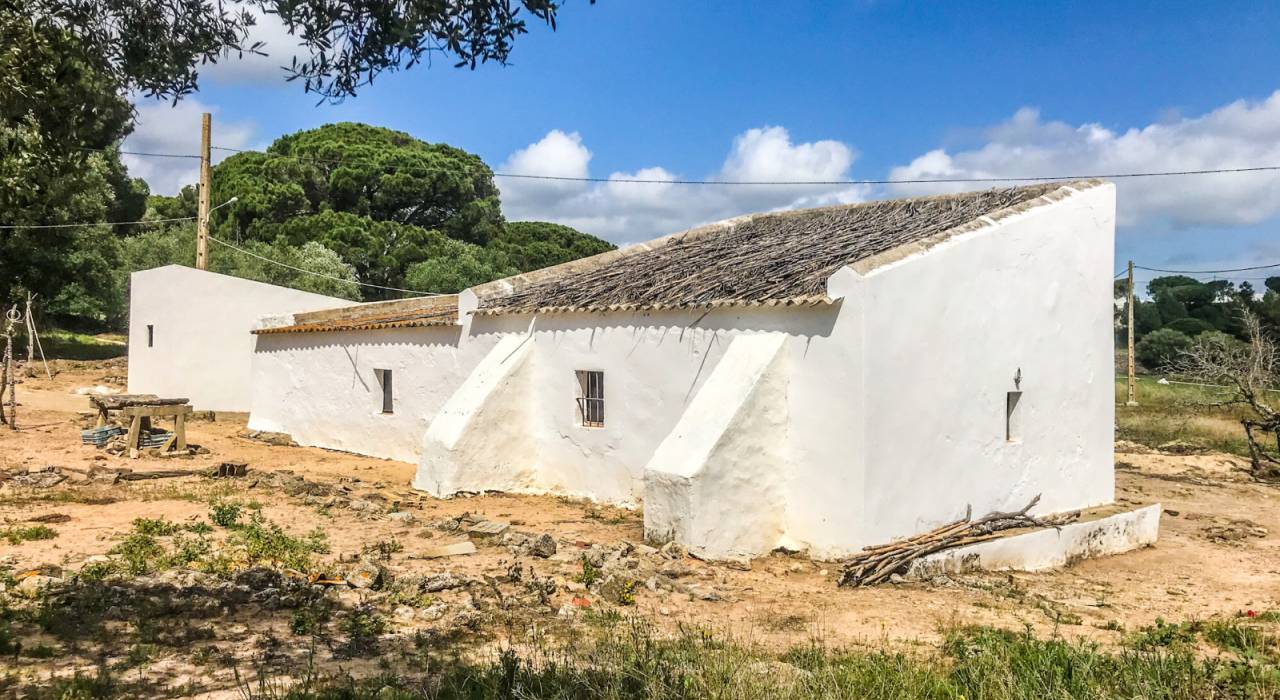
(123, 98, 257, 196)
(498, 126, 868, 243)
(202, 10, 308, 86)
(888, 92, 1280, 230)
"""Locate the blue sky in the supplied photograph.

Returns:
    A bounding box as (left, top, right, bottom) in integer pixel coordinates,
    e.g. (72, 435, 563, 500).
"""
(123, 1, 1280, 291)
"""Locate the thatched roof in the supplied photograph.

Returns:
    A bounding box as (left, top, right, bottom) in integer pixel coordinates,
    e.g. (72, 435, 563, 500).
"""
(475, 181, 1102, 315)
(253, 295, 458, 335)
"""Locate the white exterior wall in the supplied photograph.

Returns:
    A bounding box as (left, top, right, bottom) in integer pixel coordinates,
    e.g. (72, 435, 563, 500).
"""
(127, 266, 349, 412)
(248, 184, 1117, 561)
(849, 183, 1116, 550)
(411, 307, 838, 503)
(248, 323, 508, 462)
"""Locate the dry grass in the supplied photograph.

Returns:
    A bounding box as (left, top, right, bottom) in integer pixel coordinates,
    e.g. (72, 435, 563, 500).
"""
(1115, 378, 1254, 457)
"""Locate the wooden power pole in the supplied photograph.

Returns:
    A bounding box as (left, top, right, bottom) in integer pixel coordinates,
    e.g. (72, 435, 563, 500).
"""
(196, 112, 212, 270)
(1125, 259, 1138, 406)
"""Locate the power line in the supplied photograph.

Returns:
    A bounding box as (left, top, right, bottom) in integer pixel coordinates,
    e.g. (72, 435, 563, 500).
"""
(80, 147, 202, 160)
(0, 215, 196, 230)
(99, 143, 1280, 186)
(206, 234, 445, 297)
(1135, 262, 1280, 274)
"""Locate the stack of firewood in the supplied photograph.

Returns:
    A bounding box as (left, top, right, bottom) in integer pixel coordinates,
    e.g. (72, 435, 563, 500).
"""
(836, 495, 1079, 587)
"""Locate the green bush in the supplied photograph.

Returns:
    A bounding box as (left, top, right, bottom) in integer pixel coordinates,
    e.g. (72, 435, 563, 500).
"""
(1135, 328, 1192, 371)
(0, 524, 57, 545)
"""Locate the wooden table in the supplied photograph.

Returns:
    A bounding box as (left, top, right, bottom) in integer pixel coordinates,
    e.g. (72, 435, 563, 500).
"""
(89, 394, 191, 456)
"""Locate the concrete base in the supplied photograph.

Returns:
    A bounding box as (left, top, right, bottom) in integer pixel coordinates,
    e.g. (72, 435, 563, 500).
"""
(907, 503, 1161, 579)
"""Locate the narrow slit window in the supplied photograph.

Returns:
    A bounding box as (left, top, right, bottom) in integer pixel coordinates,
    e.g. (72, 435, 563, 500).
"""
(577, 370, 604, 427)
(375, 369, 394, 414)
(147, 325, 154, 347)
(1006, 391, 1022, 442)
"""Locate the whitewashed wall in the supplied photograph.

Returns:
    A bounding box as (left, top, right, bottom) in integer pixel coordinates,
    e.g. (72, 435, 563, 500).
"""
(127, 266, 349, 412)
(248, 324, 510, 462)
(248, 183, 1116, 560)
(838, 183, 1117, 556)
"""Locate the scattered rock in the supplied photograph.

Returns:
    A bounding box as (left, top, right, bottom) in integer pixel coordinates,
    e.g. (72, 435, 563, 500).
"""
(348, 558, 387, 589)
(417, 572, 469, 593)
(1201, 518, 1269, 544)
(348, 499, 381, 514)
(467, 520, 510, 537)
(387, 511, 416, 525)
(524, 533, 557, 558)
(598, 574, 641, 605)
(723, 558, 751, 571)
(16, 574, 59, 598)
(1157, 440, 1209, 455)
(234, 567, 283, 591)
(1114, 440, 1154, 454)
(659, 541, 686, 560)
(1164, 509, 1181, 517)
(27, 512, 71, 524)
(239, 429, 297, 447)
(658, 562, 692, 579)
(10, 467, 66, 488)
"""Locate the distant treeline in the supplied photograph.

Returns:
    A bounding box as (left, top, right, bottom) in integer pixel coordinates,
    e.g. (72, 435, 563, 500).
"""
(1118, 275, 1280, 370)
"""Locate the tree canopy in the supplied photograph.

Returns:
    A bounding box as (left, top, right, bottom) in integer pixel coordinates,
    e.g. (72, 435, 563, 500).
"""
(23, 0, 583, 102)
(151, 123, 614, 301)
(1120, 274, 1280, 371)
(0, 14, 148, 321)
(0, 3, 606, 323)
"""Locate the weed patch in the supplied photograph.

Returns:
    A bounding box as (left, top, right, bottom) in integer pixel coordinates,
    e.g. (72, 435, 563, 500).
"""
(1, 524, 57, 545)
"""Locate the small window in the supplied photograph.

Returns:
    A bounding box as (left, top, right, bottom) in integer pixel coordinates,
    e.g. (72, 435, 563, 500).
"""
(576, 370, 604, 427)
(1006, 391, 1022, 442)
(147, 325, 154, 348)
(375, 369, 394, 414)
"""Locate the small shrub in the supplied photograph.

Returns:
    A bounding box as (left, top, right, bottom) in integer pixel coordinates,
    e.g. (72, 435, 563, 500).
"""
(339, 603, 387, 656)
(1, 524, 57, 545)
(226, 512, 328, 572)
(131, 517, 179, 536)
(108, 532, 169, 576)
(363, 538, 404, 561)
(290, 599, 333, 637)
(184, 521, 214, 535)
(209, 501, 243, 528)
(1128, 617, 1201, 650)
(576, 556, 602, 588)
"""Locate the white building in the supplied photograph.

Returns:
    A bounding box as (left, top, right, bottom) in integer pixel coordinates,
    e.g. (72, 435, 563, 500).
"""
(127, 266, 349, 412)
(232, 180, 1117, 560)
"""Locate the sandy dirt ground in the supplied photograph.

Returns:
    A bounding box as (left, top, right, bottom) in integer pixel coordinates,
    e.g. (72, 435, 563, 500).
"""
(1, 360, 1278, 697)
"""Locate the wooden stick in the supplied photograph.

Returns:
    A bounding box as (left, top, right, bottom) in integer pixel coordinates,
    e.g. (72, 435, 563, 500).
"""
(837, 494, 1076, 588)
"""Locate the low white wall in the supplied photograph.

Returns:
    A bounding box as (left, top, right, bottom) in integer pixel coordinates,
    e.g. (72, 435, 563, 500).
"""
(907, 504, 1161, 577)
(248, 325, 503, 462)
(127, 266, 349, 412)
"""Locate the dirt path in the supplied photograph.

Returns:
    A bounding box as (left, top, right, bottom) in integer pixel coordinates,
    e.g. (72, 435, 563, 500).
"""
(1, 361, 1277, 696)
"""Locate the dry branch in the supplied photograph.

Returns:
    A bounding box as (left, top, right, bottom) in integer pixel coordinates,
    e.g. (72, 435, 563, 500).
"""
(836, 495, 1079, 587)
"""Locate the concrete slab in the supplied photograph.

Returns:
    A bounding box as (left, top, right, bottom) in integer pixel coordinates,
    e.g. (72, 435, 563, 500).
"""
(907, 503, 1161, 579)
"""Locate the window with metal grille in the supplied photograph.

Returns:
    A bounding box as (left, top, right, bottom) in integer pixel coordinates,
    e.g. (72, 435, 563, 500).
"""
(576, 370, 604, 427)
(1006, 391, 1022, 442)
(375, 369, 394, 414)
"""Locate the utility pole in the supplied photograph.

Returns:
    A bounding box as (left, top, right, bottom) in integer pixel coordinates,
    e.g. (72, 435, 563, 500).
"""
(196, 112, 212, 270)
(1126, 259, 1138, 406)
